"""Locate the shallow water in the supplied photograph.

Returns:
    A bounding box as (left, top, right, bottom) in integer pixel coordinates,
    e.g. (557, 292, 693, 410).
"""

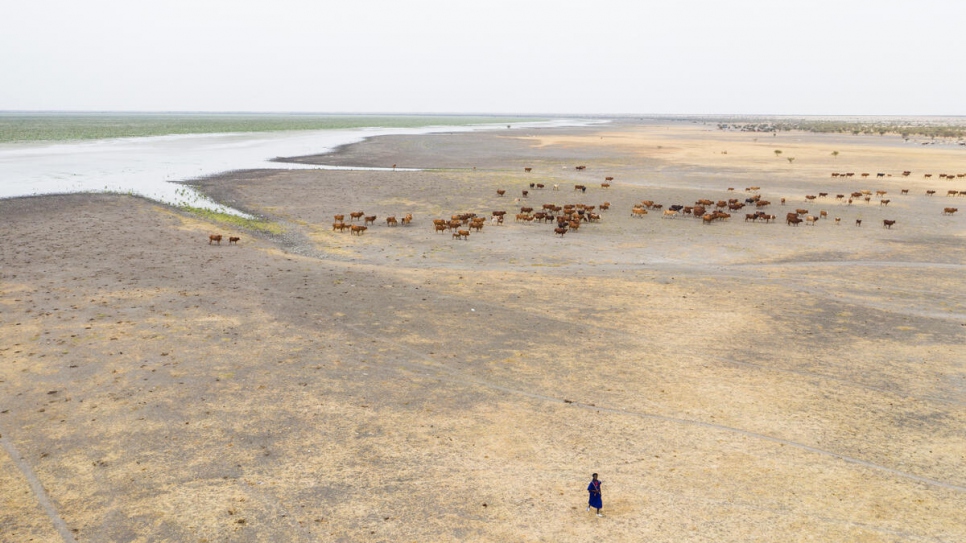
(0, 119, 598, 215)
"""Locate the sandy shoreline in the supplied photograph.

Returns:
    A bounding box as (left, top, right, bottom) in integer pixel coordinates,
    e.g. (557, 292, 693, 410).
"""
(2, 121, 964, 541)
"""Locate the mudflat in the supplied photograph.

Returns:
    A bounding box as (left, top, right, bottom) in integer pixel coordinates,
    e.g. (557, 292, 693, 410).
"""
(2, 121, 965, 542)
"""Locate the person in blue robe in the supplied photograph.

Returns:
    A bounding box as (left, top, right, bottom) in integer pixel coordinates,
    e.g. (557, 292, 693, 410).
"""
(587, 473, 602, 516)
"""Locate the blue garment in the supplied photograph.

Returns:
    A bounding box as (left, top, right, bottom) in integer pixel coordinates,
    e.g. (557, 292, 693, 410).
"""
(587, 479, 602, 509)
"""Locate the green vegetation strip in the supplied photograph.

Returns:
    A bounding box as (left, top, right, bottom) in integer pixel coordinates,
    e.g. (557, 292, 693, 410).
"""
(179, 206, 283, 235)
(0, 113, 545, 143)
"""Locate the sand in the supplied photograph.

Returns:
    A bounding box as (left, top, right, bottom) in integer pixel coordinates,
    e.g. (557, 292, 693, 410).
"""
(1, 120, 965, 542)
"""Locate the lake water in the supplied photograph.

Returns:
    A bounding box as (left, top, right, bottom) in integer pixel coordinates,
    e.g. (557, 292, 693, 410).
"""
(0, 119, 598, 215)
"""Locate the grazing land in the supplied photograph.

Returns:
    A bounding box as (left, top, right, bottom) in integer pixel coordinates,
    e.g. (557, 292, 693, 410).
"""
(2, 120, 965, 542)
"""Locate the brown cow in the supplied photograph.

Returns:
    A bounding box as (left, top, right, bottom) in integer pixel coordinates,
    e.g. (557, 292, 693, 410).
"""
(453, 229, 469, 240)
(926, 190, 936, 196)
(349, 211, 365, 221)
(883, 219, 896, 228)
(554, 227, 567, 237)
(208, 234, 222, 245)
(942, 207, 958, 215)
(855, 219, 862, 227)
(350, 225, 368, 235)
(575, 165, 586, 171)
(434, 223, 447, 233)
(524, 167, 532, 173)
(900, 189, 909, 195)
(496, 189, 506, 197)
(334, 214, 345, 222)
(333, 222, 348, 232)
(229, 236, 240, 245)
(880, 199, 891, 206)
(787, 216, 803, 226)
(364, 215, 377, 225)
(386, 216, 398, 226)
(601, 183, 610, 189)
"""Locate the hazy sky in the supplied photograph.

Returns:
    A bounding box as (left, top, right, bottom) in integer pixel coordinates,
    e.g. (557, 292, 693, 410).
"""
(3, 1, 964, 115)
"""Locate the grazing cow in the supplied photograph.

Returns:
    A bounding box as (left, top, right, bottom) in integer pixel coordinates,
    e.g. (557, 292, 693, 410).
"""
(883, 219, 896, 228)
(831, 173, 840, 177)
(855, 219, 862, 227)
(947, 190, 959, 196)
(861, 173, 870, 178)
(900, 189, 909, 195)
(349, 211, 365, 221)
(835, 194, 845, 200)
(925, 174, 933, 178)
(334, 214, 345, 222)
(208, 234, 222, 245)
(805, 215, 818, 226)
(229, 236, 240, 245)
(453, 229, 469, 240)
(805, 195, 817, 201)
(434, 223, 447, 233)
(601, 183, 610, 189)
(575, 165, 586, 171)
(536, 183, 545, 189)
(877, 173, 885, 178)
(787, 216, 803, 226)
(574, 184, 587, 192)
(902, 171, 911, 176)
(364, 215, 377, 226)
(333, 222, 348, 232)
(796, 209, 809, 216)
(943, 207, 958, 215)
(401, 213, 413, 225)
(386, 216, 398, 226)
(727, 187, 735, 191)
(926, 190, 936, 196)
(744, 213, 758, 222)
(524, 167, 532, 173)
(818, 192, 828, 198)
(497, 189, 506, 197)
(350, 225, 368, 235)
(875, 190, 887, 197)
(880, 199, 890, 206)
(554, 227, 567, 237)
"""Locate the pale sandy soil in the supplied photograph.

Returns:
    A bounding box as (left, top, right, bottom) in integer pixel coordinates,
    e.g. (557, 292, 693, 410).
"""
(2, 121, 965, 542)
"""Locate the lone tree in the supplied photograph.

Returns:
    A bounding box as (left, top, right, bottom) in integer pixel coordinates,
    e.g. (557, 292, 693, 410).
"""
(774, 149, 783, 157)
(787, 157, 795, 164)
(831, 151, 839, 158)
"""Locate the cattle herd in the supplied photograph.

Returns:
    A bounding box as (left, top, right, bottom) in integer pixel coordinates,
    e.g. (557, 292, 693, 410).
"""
(208, 166, 963, 244)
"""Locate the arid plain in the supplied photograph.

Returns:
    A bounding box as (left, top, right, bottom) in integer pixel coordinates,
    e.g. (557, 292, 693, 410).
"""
(2, 120, 965, 542)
